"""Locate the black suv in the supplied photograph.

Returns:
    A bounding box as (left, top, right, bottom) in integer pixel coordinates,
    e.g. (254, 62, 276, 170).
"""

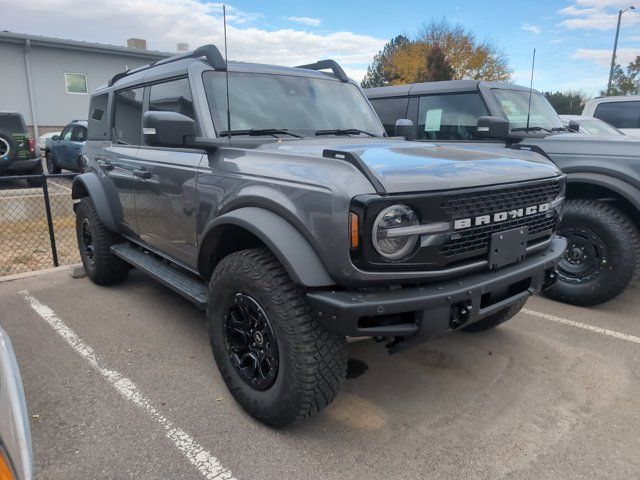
(0, 112, 43, 185)
(74, 46, 566, 426)
(367, 81, 640, 306)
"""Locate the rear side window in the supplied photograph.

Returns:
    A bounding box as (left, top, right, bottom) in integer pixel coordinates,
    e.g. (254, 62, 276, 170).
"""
(113, 88, 144, 145)
(417, 93, 489, 140)
(87, 93, 108, 139)
(148, 78, 196, 121)
(369, 97, 409, 136)
(594, 101, 640, 129)
(0, 114, 26, 134)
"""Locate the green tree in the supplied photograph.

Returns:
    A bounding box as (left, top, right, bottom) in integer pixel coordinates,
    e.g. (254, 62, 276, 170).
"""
(361, 35, 410, 88)
(362, 19, 511, 87)
(601, 57, 640, 96)
(416, 18, 511, 81)
(543, 91, 588, 115)
(424, 44, 454, 81)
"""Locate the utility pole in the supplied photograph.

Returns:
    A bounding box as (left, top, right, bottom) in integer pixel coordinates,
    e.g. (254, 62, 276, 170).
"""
(607, 6, 636, 95)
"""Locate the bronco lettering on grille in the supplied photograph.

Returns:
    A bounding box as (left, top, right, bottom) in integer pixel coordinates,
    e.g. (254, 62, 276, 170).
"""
(453, 202, 551, 230)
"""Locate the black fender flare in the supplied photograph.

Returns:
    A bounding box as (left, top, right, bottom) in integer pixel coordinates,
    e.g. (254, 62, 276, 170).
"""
(201, 207, 335, 287)
(566, 172, 640, 211)
(71, 172, 120, 232)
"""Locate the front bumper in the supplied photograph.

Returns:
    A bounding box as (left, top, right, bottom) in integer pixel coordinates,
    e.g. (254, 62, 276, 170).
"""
(307, 236, 566, 352)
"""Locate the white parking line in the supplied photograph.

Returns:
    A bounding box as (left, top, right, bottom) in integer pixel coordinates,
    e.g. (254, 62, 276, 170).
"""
(20, 291, 236, 480)
(522, 308, 640, 345)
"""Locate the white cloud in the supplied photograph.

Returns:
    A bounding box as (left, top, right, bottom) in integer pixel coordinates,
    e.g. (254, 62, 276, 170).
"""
(522, 23, 541, 34)
(0, 0, 383, 71)
(286, 16, 322, 27)
(558, 2, 640, 30)
(573, 47, 640, 66)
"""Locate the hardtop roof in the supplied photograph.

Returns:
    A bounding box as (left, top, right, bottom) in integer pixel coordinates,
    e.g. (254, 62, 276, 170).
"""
(365, 80, 535, 98)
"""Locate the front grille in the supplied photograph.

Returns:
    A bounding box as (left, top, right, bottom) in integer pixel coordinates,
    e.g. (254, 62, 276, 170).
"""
(440, 180, 561, 260)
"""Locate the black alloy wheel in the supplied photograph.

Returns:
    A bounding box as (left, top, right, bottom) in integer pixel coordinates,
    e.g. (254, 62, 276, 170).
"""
(224, 293, 279, 390)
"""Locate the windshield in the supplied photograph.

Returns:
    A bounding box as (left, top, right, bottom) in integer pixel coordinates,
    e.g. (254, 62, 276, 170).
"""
(492, 89, 564, 131)
(202, 71, 384, 137)
(575, 118, 623, 136)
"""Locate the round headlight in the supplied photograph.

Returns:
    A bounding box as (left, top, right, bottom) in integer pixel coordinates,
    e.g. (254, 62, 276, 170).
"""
(372, 204, 419, 260)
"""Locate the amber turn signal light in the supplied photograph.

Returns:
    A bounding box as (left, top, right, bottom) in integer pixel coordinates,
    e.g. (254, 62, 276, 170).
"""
(0, 449, 15, 480)
(349, 212, 359, 249)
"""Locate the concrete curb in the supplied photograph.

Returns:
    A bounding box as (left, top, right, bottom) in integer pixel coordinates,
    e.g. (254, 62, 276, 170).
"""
(0, 264, 83, 283)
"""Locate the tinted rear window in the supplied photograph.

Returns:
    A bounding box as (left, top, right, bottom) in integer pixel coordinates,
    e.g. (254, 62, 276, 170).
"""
(88, 93, 109, 139)
(593, 101, 640, 129)
(113, 88, 143, 145)
(0, 114, 26, 134)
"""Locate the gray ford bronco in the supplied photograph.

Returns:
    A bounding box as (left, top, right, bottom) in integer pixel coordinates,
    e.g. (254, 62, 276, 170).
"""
(367, 81, 640, 306)
(73, 45, 566, 427)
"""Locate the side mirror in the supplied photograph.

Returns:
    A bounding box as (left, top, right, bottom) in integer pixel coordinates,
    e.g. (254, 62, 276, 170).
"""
(52, 135, 59, 141)
(394, 119, 416, 140)
(142, 111, 197, 147)
(567, 120, 580, 133)
(476, 116, 510, 140)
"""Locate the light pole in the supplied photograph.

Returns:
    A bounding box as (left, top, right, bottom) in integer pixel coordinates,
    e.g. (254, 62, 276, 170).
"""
(607, 5, 636, 95)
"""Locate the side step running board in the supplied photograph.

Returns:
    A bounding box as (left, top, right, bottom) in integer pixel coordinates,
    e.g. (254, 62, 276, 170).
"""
(111, 243, 208, 310)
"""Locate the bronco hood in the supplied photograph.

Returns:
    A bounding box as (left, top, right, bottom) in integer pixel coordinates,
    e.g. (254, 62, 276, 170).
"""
(262, 138, 561, 194)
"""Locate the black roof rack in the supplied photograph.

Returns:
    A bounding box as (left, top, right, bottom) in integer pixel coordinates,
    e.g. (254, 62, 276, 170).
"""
(108, 44, 226, 87)
(296, 59, 349, 83)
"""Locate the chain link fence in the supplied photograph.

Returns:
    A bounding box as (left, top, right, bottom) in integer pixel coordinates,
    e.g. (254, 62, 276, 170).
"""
(0, 173, 80, 276)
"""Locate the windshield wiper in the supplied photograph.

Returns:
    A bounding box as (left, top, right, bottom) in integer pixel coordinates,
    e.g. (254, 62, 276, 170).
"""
(220, 129, 304, 138)
(315, 128, 378, 137)
(510, 126, 553, 133)
(550, 127, 569, 132)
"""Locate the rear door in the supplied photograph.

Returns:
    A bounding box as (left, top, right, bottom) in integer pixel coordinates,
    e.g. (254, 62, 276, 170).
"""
(102, 87, 144, 235)
(133, 77, 204, 266)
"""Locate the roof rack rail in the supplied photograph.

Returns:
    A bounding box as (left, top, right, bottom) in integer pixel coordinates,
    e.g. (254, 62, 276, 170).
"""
(296, 59, 349, 83)
(108, 44, 227, 87)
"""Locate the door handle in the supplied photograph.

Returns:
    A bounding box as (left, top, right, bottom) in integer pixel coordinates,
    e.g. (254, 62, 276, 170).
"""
(133, 168, 152, 179)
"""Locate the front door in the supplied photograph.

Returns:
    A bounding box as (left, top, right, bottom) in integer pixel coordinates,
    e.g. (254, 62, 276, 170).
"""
(133, 78, 202, 266)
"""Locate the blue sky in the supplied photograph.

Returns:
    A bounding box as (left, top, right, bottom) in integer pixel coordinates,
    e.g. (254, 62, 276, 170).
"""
(3, 0, 640, 96)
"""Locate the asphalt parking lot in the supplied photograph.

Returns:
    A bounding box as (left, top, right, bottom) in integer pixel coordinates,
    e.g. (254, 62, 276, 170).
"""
(1, 268, 639, 480)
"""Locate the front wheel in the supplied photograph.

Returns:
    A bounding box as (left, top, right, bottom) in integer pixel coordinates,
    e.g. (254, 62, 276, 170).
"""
(207, 247, 348, 428)
(543, 200, 639, 306)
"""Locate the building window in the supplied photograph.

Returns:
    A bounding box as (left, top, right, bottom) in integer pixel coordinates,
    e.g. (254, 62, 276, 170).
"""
(65, 73, 88, 94)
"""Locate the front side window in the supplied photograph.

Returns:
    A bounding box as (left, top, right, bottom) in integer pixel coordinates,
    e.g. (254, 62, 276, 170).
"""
(61, 126, 73, 141)
(492, 89, 564, 131)
(594, 101, 640, 129)
(370, 97, 409, 136)
(202, 72, 384, 137)
(417, 93, 489, 140)
(65, 73, 88, 94)
(113, 88, 143, 145)
(71, 126, 87, 142)
(148, 78, 196, 122)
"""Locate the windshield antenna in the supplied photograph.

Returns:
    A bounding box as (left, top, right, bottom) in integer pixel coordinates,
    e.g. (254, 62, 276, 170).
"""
(525, 48, 536, 133)
(223, 5, 231, 142)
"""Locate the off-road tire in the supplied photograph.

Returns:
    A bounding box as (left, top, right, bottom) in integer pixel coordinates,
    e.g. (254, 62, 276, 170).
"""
(46, 150, 61, 174)
(543, 200, 639, 306)
(461, 299, 527, 332)
(207, 247, 348, 428)
(75, 197, 129, 285)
